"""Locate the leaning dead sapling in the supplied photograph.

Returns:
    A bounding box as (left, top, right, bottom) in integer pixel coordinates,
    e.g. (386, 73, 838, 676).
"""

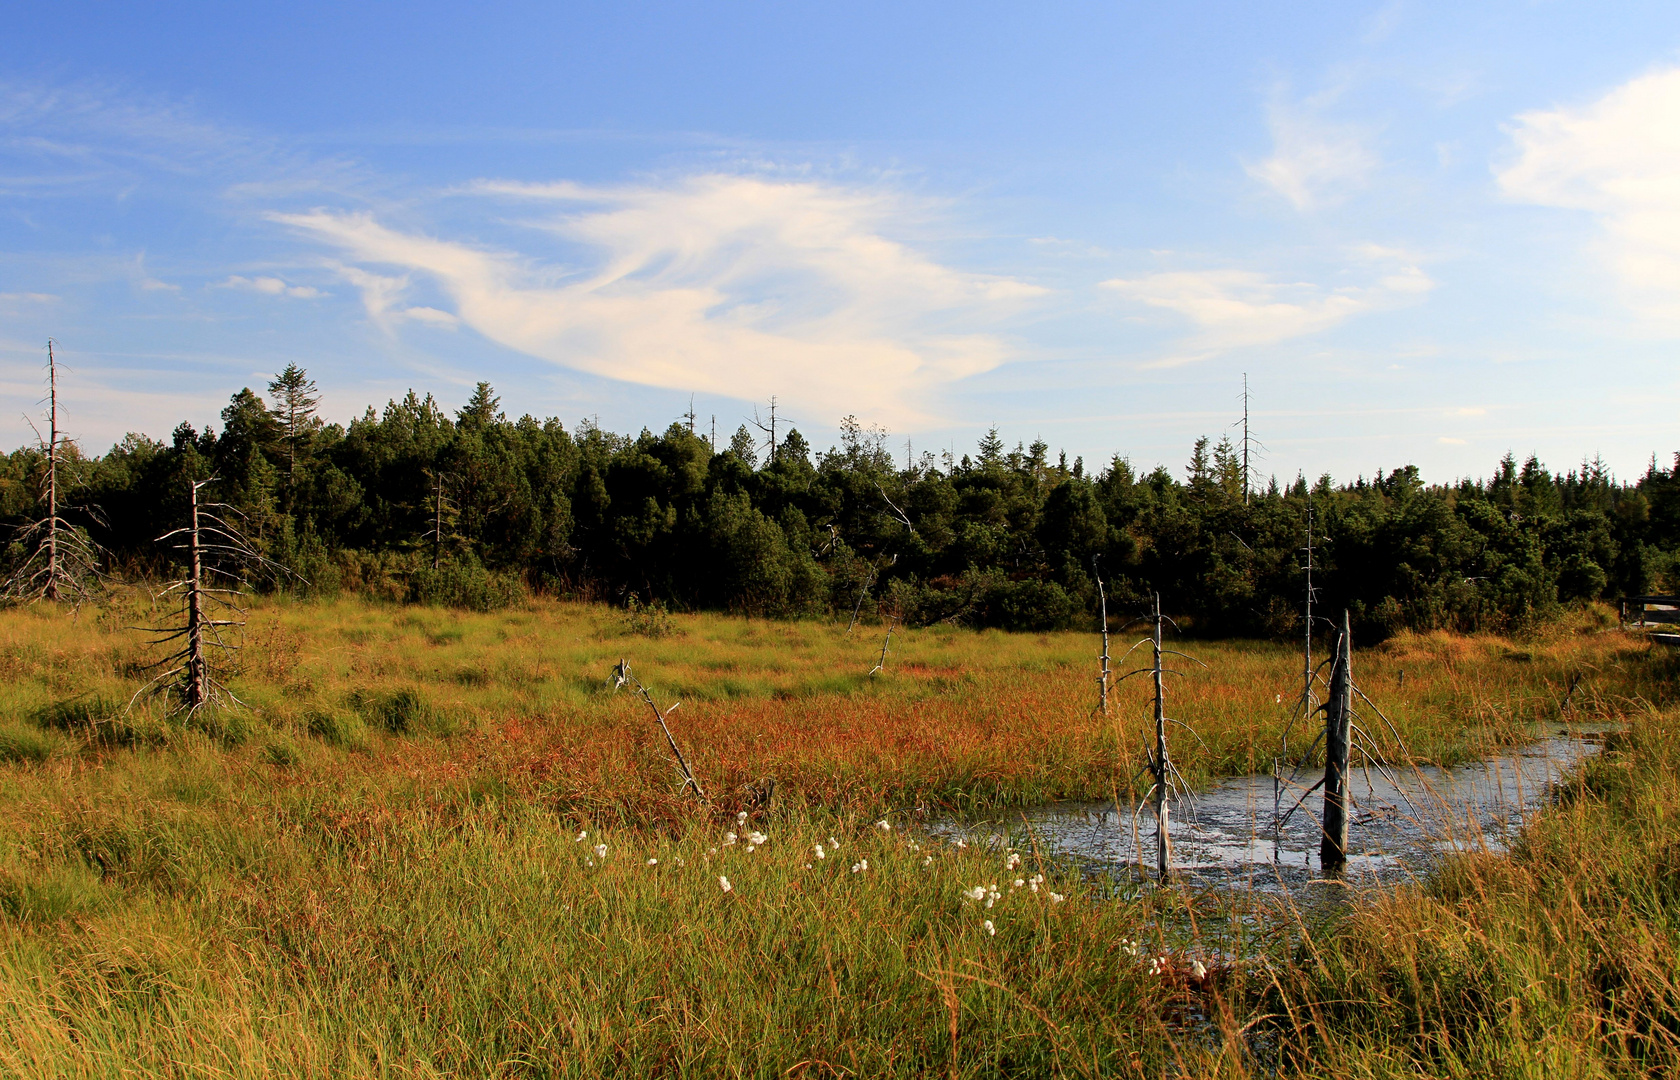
(610, 659, 707, 800)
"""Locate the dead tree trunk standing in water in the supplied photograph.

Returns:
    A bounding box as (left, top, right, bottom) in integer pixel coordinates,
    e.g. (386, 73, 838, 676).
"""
(1320, 611, 1354, 869)
(1149, 596, 1172, 879)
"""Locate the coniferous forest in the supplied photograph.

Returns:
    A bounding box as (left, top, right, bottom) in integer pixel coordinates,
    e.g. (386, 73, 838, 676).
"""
(3, 367, 1675, 638)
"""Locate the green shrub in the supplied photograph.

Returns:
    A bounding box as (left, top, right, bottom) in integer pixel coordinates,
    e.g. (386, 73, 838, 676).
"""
(408, 561, 525, 612)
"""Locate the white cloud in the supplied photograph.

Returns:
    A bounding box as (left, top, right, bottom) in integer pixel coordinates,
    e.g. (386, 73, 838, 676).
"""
(1497, 66, 1680, 324)
(1102, 251, 1431, 364)
(219, 274, 323, 299)
(274, 175, 1045, 426)
(1245, 94, 1377, 210)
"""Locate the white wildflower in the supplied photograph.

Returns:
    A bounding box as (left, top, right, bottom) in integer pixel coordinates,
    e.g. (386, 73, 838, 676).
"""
(828, 836, 839, 849)
(954, 839, 967, 849)
(983, 920, 996, 937)
(1013, 878, 1025, 889)
(586, 859, 594, 867)
(737, 811, 749, 824)
(804, 863, 812, 869)
(722, 832, 737, 846)
(594, 844, 608, 859)
(851, 859, 869, 874)
(923, 856, 933, 866)
(877, 819, 891, 831)
(1191, 960, 1208, 980)
(1049, 892, 1065, 904)
(964, 886, 987, 901)
(575, 830, 588, 842)
(748, 831, 767, 846)
(718, 875, 732, 893)
(647, 858, 658, 866)
(1005, 852, 1022, 871)
(815, 844, 826, 860)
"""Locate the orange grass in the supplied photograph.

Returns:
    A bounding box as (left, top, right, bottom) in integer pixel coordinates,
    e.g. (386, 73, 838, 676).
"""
(0, 592, 1657, 822)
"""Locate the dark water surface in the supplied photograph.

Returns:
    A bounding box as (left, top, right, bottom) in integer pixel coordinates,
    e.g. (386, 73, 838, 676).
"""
(934, 726, 1611, 894)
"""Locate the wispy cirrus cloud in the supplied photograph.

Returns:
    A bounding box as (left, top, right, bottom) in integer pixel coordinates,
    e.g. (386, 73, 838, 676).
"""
(1497, 66, 1680, 325)
(275, 174, 1047, 426)
(1102, 249, 1430, 365)
(1244, 90, 1378, 210)
(217, 274, 323, 299)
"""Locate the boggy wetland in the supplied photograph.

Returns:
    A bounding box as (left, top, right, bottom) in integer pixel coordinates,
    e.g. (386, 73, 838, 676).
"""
(0, 593, 1676, 1077)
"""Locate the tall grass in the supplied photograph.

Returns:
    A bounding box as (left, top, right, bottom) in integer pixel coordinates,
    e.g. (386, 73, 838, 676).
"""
(0, 593, 1671, 1075)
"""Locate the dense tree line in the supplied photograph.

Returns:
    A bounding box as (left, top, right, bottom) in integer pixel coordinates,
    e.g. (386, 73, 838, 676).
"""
(2, 369, 1675, 638)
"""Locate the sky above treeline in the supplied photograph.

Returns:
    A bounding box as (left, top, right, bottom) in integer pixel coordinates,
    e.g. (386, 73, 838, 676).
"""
(2, 1, 1677, 485)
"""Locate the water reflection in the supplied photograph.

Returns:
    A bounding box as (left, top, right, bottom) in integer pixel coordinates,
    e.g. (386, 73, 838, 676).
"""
(934, 729, 1610, 893)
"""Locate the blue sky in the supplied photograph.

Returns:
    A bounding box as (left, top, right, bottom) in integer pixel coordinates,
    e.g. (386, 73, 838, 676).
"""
(2, 1, 1678, 484)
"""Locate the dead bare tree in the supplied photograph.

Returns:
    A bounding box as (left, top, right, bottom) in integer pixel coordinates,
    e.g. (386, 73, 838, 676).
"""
(1114, 594, 1205, 881)
(610, 659, 706, 800)
(421, 469, 456, 570)
(2, 341, 103, 605)
(131, 477, 287, 717)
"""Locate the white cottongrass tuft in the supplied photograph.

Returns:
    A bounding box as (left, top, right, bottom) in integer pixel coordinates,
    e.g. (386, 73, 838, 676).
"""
(815, 844, 826, 860)
(1191, 960, 1208, 980)
(718, 876, 732, 893)
(747, 831, 767, 846)
(737, 811, 749, 824)
(575, 830, 588, 842)
(722, 832, 737, 846)
(877, 819, 891, 831)
(827, 836, 839, 849)
(983, 920, 996, 937)
(851, 859, 869, 873)
(964, 886, 987, 901)
(1005, 852, 1022, 871)
(594, 844, 608, 859)
(647, 858, 658, 866)
(1049, 892, 1065, 904)
(923, 856, 933, 866)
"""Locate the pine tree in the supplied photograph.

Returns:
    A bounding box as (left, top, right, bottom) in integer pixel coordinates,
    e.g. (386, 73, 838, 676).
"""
(266, 364, 321, 509)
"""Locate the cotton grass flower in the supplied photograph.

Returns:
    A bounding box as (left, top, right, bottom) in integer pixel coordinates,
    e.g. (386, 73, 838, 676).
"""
(722, 832, 737, 846)
(964, 886, 987, 901)
(851, 859, 868, 874)
(1049, 892, 1065, 904)
(718, 876, 732, 893)
(747, 831, 767, 846)
(814, 844, 826, 860)
(923, 856, 933, 866)
(737, 811, 749, 824)
(647, 858, 658, 866)
(594, 844, 608, 859)
(1013, 878, 1025, 889)
(983, 920, 996, 937)
(1005, 853, 1022, 871)
(575, 830, 588, 842)
(1191, 960, 1208, 980)
(877, 819, 891, 831)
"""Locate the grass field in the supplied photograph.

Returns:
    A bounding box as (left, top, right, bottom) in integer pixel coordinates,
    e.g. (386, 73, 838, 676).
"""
(0, 592, 1673, 1076)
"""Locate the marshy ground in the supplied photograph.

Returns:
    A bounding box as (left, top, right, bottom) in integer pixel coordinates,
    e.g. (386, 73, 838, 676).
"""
(0, 593, 1673, 1076)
